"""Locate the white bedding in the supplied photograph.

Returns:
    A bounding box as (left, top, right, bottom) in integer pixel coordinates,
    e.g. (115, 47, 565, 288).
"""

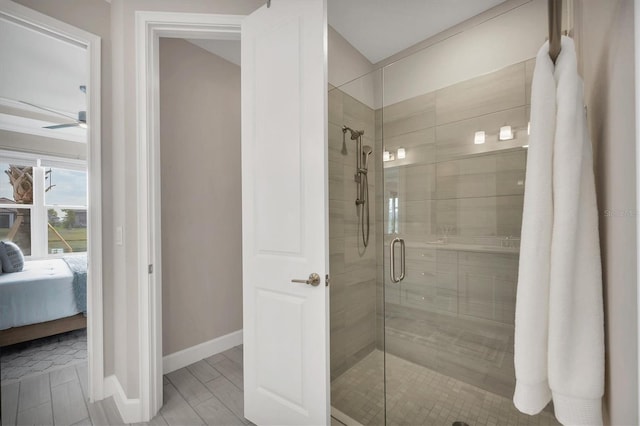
(0, 259, 80, 330)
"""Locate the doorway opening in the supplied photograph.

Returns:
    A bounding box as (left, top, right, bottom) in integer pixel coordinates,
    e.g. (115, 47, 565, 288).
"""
(0, 1, 103, 422)
(155, 35, 246, 424)
(134, 12, 245, 421)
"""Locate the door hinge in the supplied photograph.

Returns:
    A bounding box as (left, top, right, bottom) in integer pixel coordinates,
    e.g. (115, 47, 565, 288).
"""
(325, 274, 330, 287)
(148, 264, 153, 274)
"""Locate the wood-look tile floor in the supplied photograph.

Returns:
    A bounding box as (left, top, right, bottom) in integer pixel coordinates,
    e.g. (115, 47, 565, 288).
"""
(1, 361, 124, 426)
(2, 344, 347, 426)
(1, 346, 249, 426)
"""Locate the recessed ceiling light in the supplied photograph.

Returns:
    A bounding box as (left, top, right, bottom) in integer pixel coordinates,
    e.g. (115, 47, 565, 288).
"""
(474, 131, 485, 145)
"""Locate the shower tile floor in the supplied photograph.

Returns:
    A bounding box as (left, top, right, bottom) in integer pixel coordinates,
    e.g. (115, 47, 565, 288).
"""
(331, 350, 561, 426)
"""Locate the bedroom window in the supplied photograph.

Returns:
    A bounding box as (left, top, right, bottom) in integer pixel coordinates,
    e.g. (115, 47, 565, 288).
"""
(0, 164, 33, 256)
(0, 159, 87, 258)
(45, 167, 88, 254)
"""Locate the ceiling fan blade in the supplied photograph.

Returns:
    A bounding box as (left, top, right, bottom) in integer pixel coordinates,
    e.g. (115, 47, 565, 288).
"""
(44, 123, 79, 130)
(19, 101, 77, 121)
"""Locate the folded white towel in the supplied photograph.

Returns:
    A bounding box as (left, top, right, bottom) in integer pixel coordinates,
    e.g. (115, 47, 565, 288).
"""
(514, 36, 604, 426)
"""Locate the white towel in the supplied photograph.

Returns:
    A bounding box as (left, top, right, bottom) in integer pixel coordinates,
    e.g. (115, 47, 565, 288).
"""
(514, 36, 604, 426)
(513, 39, 556, 415)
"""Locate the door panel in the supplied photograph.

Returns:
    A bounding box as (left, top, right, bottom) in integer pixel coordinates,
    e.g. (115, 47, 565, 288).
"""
(241, 1, 329, 425)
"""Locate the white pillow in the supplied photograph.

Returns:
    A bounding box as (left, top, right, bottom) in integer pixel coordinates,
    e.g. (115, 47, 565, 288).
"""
(0, 241, 24, 273)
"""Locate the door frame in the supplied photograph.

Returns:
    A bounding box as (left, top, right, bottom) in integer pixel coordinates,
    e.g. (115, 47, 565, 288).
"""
(0, 0, 104, 402)
(134, 11, 244, 421)
(635, 1, 640, 422)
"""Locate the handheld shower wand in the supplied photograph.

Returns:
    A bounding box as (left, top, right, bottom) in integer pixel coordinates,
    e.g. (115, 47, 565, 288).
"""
(342, 125, 371, 248)
(361, 145, 373, 172)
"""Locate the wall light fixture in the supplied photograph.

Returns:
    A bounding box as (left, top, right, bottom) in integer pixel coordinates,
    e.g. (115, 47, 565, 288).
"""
(499, 125, 514, 141)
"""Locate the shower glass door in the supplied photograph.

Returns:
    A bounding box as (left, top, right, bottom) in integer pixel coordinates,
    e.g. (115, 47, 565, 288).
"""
(379, 44, 561, 426)
(328, 69, 385, 425)
(328, 5, 563, 426)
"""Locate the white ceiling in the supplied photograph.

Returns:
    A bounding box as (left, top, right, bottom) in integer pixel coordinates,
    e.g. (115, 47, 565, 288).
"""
(186, 39, 241, 66)
(186, 1, 508, 68)
(0, 17, 87, 141)
(0, 1, 508, 141)
(0, 18, 86, 116)
(328, 0, 508, 63)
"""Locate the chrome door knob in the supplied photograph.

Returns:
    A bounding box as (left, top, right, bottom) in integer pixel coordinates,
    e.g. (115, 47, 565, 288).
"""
(291, 273, 321, 286)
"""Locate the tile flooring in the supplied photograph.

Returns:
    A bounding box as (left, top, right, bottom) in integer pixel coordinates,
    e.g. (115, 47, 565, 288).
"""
(2, 342, 559, 425)
(1, 362, 124, 426)
(331, 350, 560, 426)
(1, 346, 250, 426)
(1, 329, 87, 383)
(384, 302, 518, 399)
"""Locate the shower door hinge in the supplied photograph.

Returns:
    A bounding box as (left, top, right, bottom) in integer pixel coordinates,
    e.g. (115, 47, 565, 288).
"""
(148, 264, 153, 274)
(325, 274, 330, 287)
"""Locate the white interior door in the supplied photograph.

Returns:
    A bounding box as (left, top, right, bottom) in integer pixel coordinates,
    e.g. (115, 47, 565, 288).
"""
(241, 0, 329, 425)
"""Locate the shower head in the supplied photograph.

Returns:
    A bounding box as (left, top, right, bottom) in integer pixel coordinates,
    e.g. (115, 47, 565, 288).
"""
(351, 129, 364, 140)
(362, 145, 373, 170)
(342, 125, 364, 140)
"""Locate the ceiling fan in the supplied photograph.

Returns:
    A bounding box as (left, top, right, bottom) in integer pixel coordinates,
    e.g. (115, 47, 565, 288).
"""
(18, 85, 87, 130)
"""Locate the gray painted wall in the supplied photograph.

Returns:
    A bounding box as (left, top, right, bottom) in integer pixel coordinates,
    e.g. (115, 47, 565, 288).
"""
(576, 0, 638, 424)
(159, 38, 243, 356)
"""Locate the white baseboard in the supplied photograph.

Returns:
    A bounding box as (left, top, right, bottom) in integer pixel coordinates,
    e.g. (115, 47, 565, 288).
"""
(104, 375, 142, 424)
(103, 330, 242, 423)
(163, 329, 243, 375)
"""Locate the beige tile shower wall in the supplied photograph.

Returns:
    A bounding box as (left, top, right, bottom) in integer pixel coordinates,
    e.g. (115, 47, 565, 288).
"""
(329, 87, 378, 379)
(374, 59, 534, 398)
(381, 59, 532, 245)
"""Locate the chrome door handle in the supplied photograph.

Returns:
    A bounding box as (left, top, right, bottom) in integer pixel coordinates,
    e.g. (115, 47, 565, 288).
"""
(398, 238, 405, 281)
(291, 273, 321, 286)
(390, 238, 406, 283)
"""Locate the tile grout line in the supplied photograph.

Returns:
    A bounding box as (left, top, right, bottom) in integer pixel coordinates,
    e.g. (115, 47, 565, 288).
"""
(165, 371, 209, 425)
(192, 357, 246, 425)
(220, 352, 244, 393)
(48, 371, 55, 426)
(13, 381, 21, 426)
(205, 359, 247, 424)
(187, 385, 244, 426)
(74, 364, 92, 425)
(203, 354, 243, 393)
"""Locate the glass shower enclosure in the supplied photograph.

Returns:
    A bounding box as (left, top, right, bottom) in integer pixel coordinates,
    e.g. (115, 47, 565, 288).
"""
(328, 7, 561, 425)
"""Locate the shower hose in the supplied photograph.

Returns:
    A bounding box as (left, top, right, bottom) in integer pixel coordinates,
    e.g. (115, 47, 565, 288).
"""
(360, 172, 370, 247)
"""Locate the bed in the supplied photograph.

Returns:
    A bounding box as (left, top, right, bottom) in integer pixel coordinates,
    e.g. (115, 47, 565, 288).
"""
(0, 254, 87, 347)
